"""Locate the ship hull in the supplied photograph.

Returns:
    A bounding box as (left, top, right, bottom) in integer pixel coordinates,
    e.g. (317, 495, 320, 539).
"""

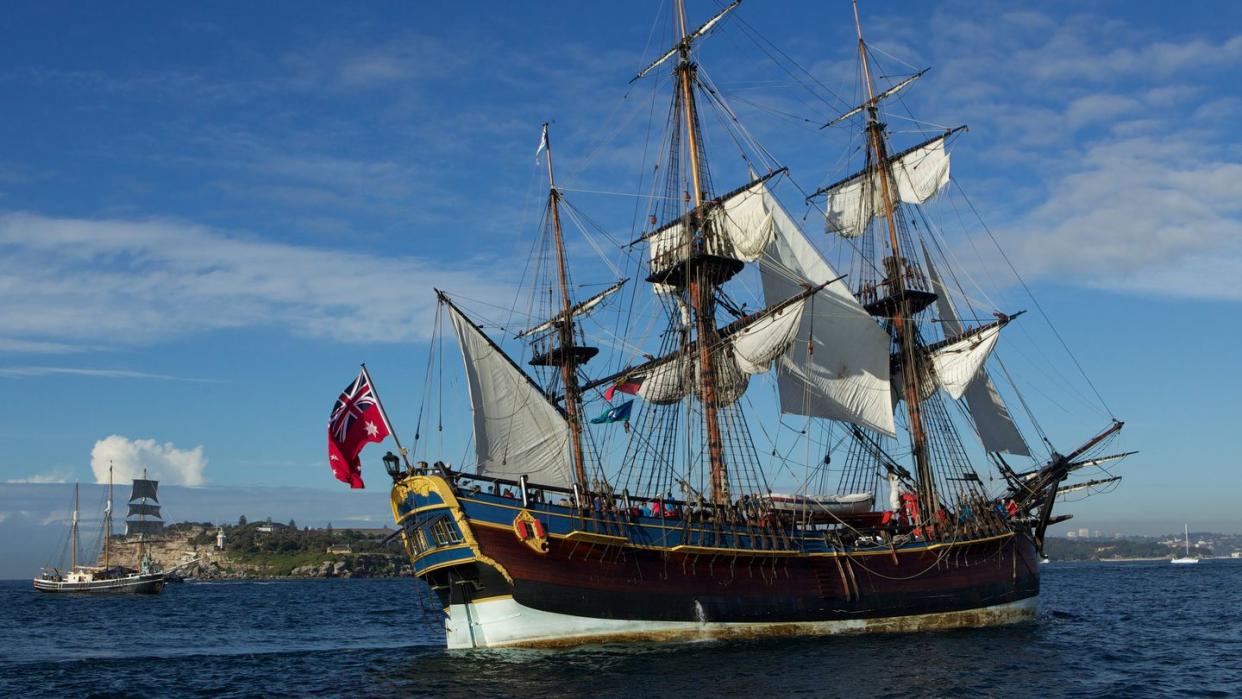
(393, 475, 1040, 648)
(32, 571, 166, 594)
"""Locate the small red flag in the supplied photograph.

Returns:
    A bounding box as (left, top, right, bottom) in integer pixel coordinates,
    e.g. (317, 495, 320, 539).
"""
(604, 378, 644, 401)
(327, 369, 391, 489)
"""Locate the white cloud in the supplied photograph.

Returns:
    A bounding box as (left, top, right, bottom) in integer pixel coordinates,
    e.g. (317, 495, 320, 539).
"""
(90, 435, 208, 486)
(0, 212, 515, 350)
(999, 134, 1242, 296)
(6, 470, 71, 484)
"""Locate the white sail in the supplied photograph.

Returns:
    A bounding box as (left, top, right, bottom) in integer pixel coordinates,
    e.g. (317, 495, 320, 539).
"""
(729, 298, 806, 375)
(636, 355, 692, 405)
(447, 304, 575, 488)
(714, 182, 778, 262)
(696, 345, 749, 407)
(825, 137, 951, 238)
(647, 178, 778, 294)
(515, 279, 626, 339)
(924, 245, 1031, 456)
(756, 185, 897, 436)
(931, 324, 1001, 400)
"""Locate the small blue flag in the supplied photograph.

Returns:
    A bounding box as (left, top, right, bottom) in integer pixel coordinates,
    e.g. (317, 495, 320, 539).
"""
(590, 399, 633, 424)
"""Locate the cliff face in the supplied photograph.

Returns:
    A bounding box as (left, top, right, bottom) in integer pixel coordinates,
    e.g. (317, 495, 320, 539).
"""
(103, 526, 220, 573)
(101, 526, 412, 579)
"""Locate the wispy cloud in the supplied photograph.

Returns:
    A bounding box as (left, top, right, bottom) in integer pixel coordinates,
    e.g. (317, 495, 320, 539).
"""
(0, 338, 90, 354)
(0, 211, 516, 349)
(5, 470, 71, 484)
(0, 366, 218, 381)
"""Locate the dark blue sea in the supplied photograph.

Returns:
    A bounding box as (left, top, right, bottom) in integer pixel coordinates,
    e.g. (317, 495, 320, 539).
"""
(2, 560, 1239, 698)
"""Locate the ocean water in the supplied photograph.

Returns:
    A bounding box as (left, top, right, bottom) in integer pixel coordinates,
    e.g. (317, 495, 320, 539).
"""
(2, 561, 1239, 698)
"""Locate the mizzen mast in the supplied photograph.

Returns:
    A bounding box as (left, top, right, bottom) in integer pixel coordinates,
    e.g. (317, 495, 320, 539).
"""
(539, 123, 590, 488)
(852, 0, 937, 521)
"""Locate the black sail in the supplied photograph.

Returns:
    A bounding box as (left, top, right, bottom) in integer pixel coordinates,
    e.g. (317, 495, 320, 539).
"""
(129, 479, 159, 503)
(128, 503, 161, 517)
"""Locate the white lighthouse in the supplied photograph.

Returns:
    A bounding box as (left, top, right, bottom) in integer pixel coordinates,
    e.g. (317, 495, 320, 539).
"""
(215, 527, 225, 550)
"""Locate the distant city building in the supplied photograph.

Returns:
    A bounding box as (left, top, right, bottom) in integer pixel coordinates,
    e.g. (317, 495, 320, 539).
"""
(1078, 527, 1090, 538)
(1066, 531, 1078, 539)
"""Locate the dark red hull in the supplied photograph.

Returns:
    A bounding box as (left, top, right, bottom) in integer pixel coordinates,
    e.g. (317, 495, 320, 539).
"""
(451, 523, 1040, 625)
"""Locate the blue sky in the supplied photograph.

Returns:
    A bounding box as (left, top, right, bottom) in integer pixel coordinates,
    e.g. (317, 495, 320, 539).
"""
(2, 0, 1241, 574)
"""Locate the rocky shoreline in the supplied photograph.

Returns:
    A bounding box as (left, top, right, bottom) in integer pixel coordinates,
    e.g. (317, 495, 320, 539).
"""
(106, 525, 414, 580)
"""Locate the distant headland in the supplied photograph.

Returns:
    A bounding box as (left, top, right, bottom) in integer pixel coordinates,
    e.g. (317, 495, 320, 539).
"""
(106, 518, 412, 579)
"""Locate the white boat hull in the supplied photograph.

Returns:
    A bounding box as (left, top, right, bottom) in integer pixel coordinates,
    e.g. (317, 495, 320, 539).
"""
(444, 595, 1037, 649)
(33, 571, 166, 594)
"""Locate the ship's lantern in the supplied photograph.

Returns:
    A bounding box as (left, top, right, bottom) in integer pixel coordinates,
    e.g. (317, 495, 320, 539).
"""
(382, 451, 402, 480)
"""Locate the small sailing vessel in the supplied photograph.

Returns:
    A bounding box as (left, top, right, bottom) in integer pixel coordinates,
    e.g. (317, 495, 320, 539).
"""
(1171, 524, 1199, 565)
(369, 0, 1130, 648)
(33, 464, 166, 594)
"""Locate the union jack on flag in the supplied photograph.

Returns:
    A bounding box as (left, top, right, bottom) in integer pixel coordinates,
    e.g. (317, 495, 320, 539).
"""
(330, 373, 379, 443)
(327, 367, 391, 489)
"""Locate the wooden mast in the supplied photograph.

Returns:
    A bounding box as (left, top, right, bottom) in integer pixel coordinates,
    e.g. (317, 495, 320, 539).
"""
(852, 0, 937, 523)
(675, 0, 728, 505)
(105, 461, 112, 568)
(542, 124, 590, 489)
(71, 481, 78, 570)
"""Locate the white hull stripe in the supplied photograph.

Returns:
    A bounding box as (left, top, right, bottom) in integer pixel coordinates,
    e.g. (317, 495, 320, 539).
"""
(444, 595, 1037, 649)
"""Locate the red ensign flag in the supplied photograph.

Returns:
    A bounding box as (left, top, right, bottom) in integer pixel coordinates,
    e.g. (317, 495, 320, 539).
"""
(327, 369, 391, 488)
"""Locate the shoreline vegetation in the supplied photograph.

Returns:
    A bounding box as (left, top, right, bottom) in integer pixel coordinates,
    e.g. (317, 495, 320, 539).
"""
(105, 520, 412, 580)
(1044, 537, 1219, 562)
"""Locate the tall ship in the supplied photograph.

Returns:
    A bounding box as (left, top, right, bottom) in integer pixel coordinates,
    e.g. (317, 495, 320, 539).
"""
(377, 0, 1128, 648)
(33, 465, 166, 594)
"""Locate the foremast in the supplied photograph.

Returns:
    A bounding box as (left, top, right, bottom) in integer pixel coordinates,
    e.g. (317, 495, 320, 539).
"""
(540, 124, 590, 488)
(850, 0, 937, 524)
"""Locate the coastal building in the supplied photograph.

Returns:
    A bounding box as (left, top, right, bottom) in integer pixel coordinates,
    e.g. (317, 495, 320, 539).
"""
(215, 527, 225, 550)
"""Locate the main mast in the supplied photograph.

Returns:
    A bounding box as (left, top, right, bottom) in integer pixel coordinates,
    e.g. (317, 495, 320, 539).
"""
(675, 0, 727, 504)
(542, 124, 590, 488)
(852, 0, 937, 521)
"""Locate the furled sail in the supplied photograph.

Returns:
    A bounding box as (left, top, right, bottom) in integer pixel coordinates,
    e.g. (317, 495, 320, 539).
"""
(824, 134, 952, 238)
(128, 503, 161, 517)
(129, 479, 159, 503)
(696, 345, 749, 406)
(446, 302, 576, 488)
(756, 184, 897, 436)
(924, 245, 1031, 456)
(645, 171, 785, 294)
(730, 299, 805, 374)
(515, 279, 627, 339)
(637, 355, 692, 405)
(618, 298, 808, 408)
